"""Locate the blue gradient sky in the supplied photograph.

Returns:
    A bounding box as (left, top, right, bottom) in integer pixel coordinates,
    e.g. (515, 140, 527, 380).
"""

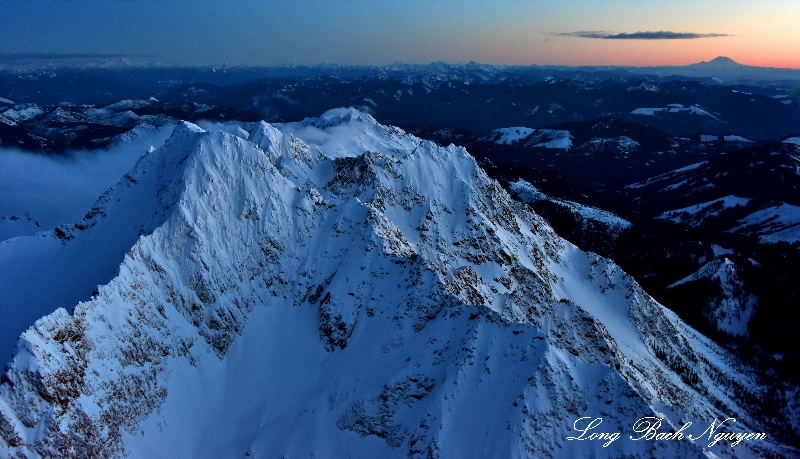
(1, 0, 799, 68)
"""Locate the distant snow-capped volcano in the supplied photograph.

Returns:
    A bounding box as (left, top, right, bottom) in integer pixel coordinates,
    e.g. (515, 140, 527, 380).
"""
(0, 109, 797, 458)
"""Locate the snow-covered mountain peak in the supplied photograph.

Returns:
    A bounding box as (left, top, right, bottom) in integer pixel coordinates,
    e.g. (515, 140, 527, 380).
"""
(312, 106, 379, 127)
(1, 112, 798, 458)
(174, 119, 206, 135)
(668, 258, 757, 337)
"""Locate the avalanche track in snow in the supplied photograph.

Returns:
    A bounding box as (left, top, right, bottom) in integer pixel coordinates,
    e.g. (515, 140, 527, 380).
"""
(0, 109, 797, 458)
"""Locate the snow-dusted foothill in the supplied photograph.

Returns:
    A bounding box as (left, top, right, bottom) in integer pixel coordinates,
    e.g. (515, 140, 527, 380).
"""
(668, 258, 756, 337)
(577, 136, 640, 153)
(658, 196, 750, 226)
(0, 109, 797, 458)
(511, 179, 632, 233)
(484, 127, 572, 150)
(724, 135, 753, 143)
(489, 127, 536, 145)
(631, 104, 719, 119)
(732, 202, 800, 244)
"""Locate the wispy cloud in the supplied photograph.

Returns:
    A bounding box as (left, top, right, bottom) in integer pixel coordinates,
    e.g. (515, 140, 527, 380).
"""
(0, 53, 155, 61)
(557, 31, 730, 40)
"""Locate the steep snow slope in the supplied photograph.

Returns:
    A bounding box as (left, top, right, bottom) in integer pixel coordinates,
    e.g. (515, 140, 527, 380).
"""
(0, 123, 184, 359)
(0, 124, 175, 243)
(0, 124, 176, 358)
(0, 109, 797, 458)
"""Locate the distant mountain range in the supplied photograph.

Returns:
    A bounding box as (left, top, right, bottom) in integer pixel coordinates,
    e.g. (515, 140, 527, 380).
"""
(630, 56, 800, 83)
(2, 55, 798, 86)
(2, 66, 798, 145)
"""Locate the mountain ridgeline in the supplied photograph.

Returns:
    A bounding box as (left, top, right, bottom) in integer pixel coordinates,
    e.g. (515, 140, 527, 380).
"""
(0, 110, 798, 457)
(2, 58, 799, 147)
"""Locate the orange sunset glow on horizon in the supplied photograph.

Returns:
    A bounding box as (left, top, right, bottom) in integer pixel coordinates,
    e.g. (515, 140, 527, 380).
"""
(0, 0, 798, 69)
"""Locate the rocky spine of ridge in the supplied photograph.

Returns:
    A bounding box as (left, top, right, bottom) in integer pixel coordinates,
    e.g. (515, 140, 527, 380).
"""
(0, 109, 797, 458)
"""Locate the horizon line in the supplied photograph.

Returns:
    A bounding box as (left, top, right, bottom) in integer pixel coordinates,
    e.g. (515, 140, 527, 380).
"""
(1, 56, 799, 71)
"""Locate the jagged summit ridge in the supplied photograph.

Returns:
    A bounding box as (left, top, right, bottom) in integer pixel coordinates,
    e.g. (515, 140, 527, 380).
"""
(0, 110, 797, 458)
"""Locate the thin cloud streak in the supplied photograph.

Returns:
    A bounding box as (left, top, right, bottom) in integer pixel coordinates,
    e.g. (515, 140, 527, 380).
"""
(558, 31, 731, 40)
